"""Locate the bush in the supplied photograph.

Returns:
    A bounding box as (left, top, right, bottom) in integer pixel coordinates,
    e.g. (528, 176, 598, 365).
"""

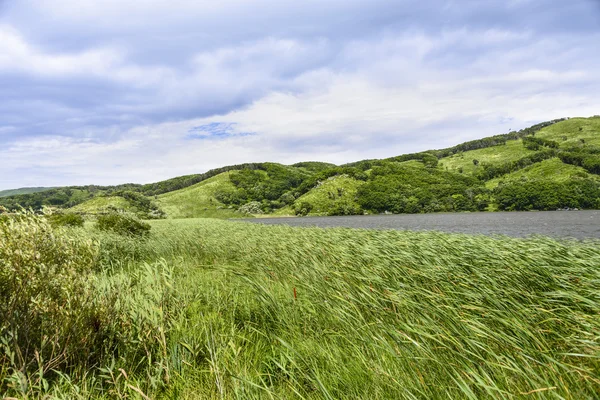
(294, 201, 313, 216)
(238, 201, 264, 215)
(46, 212, 85, 228)
(96, 213, 151, 237)
(0, 211, 99, 380)
(0, 211, 178, 397)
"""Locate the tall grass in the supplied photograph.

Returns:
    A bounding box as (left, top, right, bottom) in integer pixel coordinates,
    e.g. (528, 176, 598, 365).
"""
(1, 214, 599, 398)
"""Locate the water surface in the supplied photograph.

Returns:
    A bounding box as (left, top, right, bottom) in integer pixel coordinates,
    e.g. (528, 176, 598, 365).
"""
(244, 211, 600, 239)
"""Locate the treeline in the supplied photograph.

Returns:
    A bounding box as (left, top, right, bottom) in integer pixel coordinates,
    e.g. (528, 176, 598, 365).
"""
(364, 118, 567, 167)
(3, 117, 598, 215)
(0, 162, 334, 211)
(435, 119, 566, 157)
(138, 162, 331, 196)
(494, 180, 600, 211)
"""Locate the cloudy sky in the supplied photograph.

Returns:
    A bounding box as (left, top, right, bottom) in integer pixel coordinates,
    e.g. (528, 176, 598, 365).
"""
(1, 0, 599, 189)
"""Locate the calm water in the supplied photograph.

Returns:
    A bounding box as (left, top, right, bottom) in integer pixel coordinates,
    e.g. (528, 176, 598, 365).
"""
(244, 211, 600, 239)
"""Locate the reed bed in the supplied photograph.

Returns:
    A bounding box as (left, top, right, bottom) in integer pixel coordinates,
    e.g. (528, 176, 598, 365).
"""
(1, 215, 599, 399)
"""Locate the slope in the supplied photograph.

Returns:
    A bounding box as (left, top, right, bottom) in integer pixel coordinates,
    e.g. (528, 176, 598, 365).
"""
(438, 139, 537, 175)
(486, 157, 597, 189)
(0, 187, 53, 198)
(156, 171, 243, 219)
(289, 174, 365, 216)
(1, 116, 599, 215)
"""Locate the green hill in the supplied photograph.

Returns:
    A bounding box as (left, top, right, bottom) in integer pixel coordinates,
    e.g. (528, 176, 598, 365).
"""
(0, 187, 53, 198)
(536, 116, 600, 147)
(485, 157, 596, 189)
(288, 174, 365, 216)
(438, 139, 537, 175)
(1, 116, 599, 216)
(69, 196, 141, 215)
(156, 172, 242, 219)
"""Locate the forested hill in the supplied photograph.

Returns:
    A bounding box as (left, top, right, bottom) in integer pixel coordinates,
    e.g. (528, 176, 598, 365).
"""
(0, 187, 53, 198)
(2, 116, 600, 217)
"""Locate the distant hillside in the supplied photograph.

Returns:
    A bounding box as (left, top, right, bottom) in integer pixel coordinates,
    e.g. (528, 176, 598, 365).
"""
(1, 116, 599, 216)
(0, 187, 53, 198)
(155, 172, 241, 219)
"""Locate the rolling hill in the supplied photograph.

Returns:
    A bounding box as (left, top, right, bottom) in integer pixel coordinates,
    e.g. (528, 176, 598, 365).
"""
(1, 116, 599, 217)
(0, 187, 53, 198)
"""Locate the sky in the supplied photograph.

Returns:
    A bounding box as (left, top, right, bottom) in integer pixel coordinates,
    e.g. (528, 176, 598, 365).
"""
(1, 0, 599, 189)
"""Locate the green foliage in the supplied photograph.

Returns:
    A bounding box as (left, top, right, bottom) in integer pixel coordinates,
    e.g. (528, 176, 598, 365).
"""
(96, 213, 151, 237)
(559, 149, 600, 174)
(157, 172, 245, 219)
(494, 179, 600, 211)
(46, 212, 85, 228)
(0, 211, 99, 381)
(0, 211, 180, 398)
(238, 201, 264, 215)
(536, 116, 600, 148)
(486, 157, 595, 189)
(522, 136, 559, 150)
(228, 163, 311, 204)
(294, 201, 313, 216)
(1, 116, 598, 217)
(148, 219, 600, 398)
(290, 161, 337, 172)
(475, 149, 558, 180)
(2, 215, 600, 397)
(357, 162, 486, 213)
(292, 175, 364, 216)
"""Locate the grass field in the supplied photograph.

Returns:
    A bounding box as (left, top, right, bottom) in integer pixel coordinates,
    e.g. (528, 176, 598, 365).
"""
(2, 213, 599, 399)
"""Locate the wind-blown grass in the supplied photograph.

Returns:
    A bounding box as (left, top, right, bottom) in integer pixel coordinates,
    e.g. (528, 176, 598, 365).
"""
(2, 215, 599, 399)
(149, 219, 600, 399)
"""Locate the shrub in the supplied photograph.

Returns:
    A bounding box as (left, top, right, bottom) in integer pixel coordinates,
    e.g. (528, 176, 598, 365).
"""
(96, 213, 151, 237)
(294, 201, 313, 216)
(238, 201, 263, 215)
(0, 210, 99, 380)
(0, 211, 178, 397)
(46, 212, 85, 228)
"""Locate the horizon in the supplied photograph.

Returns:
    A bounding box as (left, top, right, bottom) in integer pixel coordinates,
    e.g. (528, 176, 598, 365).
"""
(0, 115, 586, 191)
(1, 1, 599, 190)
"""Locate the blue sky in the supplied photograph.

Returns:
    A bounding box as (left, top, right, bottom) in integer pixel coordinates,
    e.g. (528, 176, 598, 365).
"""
(1, 0, 599, 189)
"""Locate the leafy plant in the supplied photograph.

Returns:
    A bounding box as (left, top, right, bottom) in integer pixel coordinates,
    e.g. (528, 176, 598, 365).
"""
(46, 212, 85, 228)
(0, 210, 99, 383)
(96, 213, 151, 237)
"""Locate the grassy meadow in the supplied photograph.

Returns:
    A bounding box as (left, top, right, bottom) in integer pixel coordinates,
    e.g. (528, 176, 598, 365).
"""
(1, 211, 599, 399)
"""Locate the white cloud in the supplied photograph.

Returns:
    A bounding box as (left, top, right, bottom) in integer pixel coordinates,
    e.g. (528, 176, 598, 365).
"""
(1, 0, 600, 189)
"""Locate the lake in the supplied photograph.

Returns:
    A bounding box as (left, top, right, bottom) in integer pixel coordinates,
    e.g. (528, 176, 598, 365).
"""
(243, 210, 600, 239)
